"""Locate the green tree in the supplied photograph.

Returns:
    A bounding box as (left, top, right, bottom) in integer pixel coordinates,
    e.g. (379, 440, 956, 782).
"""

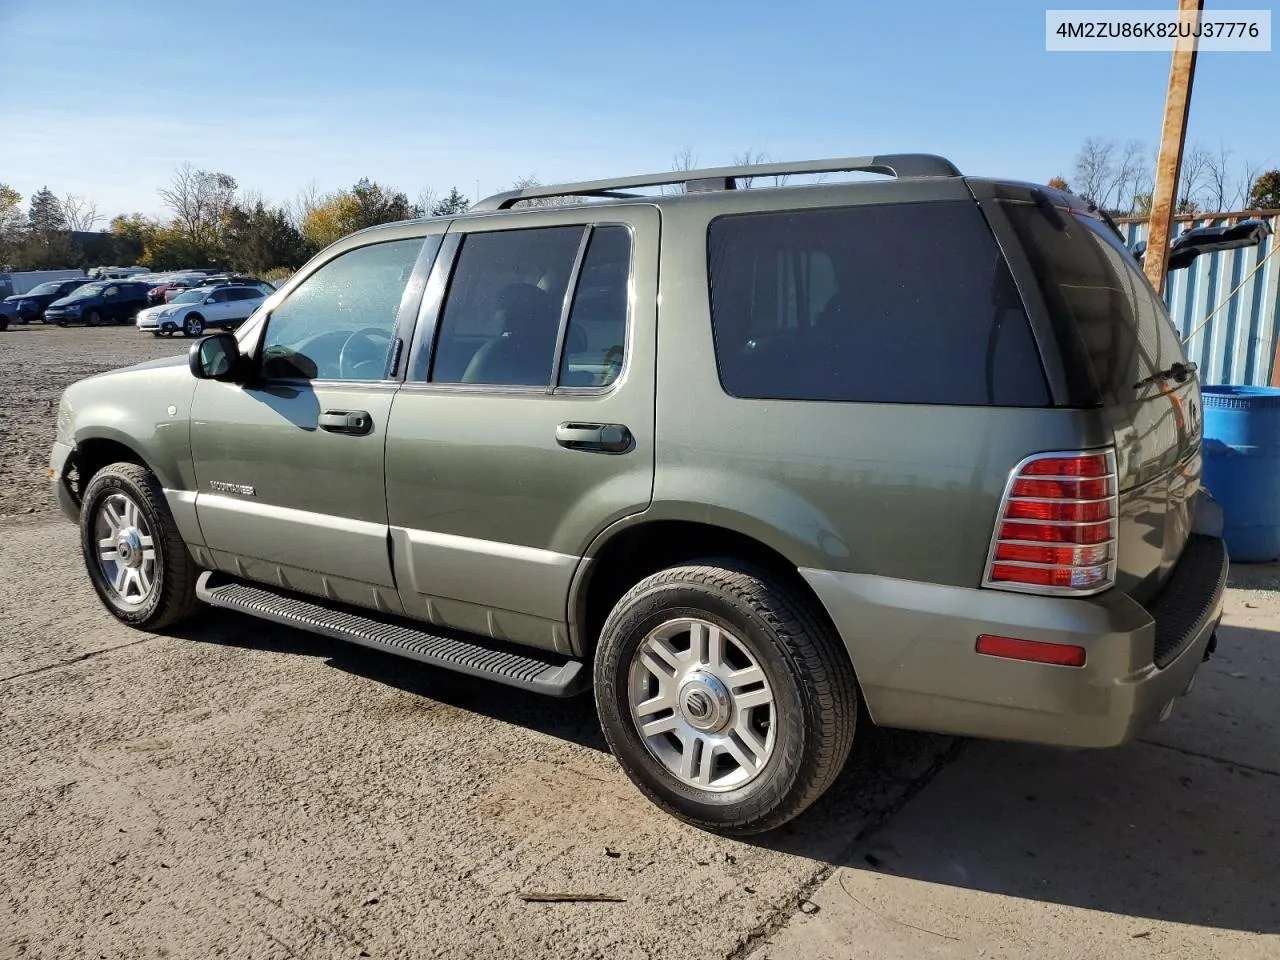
(21, 186, 73, 268)
(1249, 170, 1280, 210)
(348, 178, 415, 229)
(224, 202, 308, 273)
(430, 187, 470, 216)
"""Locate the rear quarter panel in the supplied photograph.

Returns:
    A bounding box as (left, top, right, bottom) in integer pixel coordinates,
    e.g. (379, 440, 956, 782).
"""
(652, 186, 1107, 587)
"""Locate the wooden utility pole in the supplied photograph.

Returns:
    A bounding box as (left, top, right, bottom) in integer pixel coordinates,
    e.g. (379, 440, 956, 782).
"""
(1144, 0, 1205, 295)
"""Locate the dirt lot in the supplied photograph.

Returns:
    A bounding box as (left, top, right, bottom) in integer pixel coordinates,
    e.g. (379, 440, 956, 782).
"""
(1, 325, 1277, 959)
(0, 324, 185, 519)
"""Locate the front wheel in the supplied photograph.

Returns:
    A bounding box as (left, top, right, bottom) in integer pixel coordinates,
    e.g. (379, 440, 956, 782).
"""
(182, 315, 204, 337)
(594, 560, 859, 835)
(80, 462, 200, 630)
(86, 310, 102, 327)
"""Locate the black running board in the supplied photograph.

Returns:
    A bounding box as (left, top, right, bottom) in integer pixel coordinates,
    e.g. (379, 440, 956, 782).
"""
(196, 571, 588, 697)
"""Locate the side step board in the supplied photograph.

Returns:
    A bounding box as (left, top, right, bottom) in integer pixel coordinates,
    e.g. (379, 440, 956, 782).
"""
(196, 571, 588, 697)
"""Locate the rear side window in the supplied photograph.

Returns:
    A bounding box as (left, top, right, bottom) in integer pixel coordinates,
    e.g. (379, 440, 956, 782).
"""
(1002, 203, 1187, 404)
(430, 226, 583, 386)
(707, 201, 1050, 406)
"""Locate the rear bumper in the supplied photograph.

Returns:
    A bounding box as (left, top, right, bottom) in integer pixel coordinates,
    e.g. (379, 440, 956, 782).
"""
(801, 534, 1228, 748)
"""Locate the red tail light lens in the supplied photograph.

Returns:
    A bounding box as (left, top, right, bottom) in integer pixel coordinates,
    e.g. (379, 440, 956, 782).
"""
(984, 449, 1117, 596)
(976, 634, 1087, 667)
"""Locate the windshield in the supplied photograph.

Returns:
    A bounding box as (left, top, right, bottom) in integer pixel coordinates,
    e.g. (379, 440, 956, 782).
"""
(170, 290, 207, 304)
(64, 282, 107, 300)
(27, 282, 65, 296)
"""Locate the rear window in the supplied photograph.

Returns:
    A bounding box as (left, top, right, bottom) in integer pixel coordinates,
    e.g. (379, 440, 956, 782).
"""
(1002, 203, 1187, 404)
(706, 201, 1050, 406)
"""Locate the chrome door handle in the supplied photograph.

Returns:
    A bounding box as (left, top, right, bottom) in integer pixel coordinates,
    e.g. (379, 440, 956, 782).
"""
(555, 422, 631, 453)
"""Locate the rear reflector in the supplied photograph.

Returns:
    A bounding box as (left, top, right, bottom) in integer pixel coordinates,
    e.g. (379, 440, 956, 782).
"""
(984, 448, 1118, 596)
(976, 634, 1087, 667)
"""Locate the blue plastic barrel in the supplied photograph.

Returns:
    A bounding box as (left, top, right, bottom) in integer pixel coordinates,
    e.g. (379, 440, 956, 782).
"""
(1200, 385, 1280, 562)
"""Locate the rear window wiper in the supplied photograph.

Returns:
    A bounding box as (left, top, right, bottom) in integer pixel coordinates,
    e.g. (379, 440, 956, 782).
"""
(1133, 361, 1197, 389)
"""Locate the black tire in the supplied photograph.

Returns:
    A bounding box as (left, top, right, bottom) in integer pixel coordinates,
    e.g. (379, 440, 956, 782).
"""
(183, 314, 204, 337)
(151, 331, 163, 338)
(56, 321, 67, 328)
(0, 316, 7, 332)
(593, 560, 858, 835)
(86, 309, 102, 327)
(79, 461, 200, 631)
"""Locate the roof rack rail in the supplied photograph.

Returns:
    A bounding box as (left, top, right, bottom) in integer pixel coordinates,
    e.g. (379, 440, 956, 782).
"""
(472, 153, 961, 211)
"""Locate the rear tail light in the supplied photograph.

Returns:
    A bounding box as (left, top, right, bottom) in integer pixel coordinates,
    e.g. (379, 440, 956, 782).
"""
(983, 448, 1117, 596)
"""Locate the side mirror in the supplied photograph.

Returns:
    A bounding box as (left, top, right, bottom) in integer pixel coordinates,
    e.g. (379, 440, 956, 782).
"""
(189, 332, 240, 381)
(205, 296, 217, 304)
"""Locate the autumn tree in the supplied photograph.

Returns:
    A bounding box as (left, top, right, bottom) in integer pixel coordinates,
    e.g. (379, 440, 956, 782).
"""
(1047, 175, 1069, 192)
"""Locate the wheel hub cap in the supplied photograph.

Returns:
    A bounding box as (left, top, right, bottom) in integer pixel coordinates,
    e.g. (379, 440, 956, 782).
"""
(94, 492, 157, 605)
(678, 672, 732, 732)
(627, 617, 776, 792)
(116, 529, 143, 568)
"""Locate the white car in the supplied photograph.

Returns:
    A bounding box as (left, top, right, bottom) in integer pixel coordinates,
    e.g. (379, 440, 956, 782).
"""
(135, 285, 268, 337)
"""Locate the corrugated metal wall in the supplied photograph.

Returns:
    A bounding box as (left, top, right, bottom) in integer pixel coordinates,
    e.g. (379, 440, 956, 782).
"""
(1118, 212, 1280, 386)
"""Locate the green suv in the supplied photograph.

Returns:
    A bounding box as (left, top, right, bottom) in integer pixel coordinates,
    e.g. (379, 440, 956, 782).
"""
(49, 155, 1228, 834)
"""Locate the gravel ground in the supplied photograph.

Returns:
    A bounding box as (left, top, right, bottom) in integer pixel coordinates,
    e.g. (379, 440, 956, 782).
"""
(0, 323, 185, 520)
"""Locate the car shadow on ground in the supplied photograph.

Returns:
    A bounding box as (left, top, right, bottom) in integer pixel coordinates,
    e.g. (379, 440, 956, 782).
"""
(178, 608, 609, 753)
(750, 616, 1280, 936)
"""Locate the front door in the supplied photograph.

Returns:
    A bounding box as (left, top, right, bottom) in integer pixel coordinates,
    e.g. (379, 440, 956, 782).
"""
(385, 207, 659, 653)
(189, 231, 439, 613)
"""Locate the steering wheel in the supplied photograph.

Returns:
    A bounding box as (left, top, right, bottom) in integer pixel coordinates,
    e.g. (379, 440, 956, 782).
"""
(338, 327, 394, 379)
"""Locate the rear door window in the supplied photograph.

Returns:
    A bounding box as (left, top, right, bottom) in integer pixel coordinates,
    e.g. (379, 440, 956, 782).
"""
(706, 201, 1050, 406)
(1001, 203, 1187, 404)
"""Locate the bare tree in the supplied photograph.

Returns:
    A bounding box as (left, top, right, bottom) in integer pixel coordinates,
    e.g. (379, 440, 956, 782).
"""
(61, 193, 100, 232)
(158, 161, 238, 247)
(1113, 140, 1149, 215)
(665, 146, 698, 195)
(1235, 157, 1267, 210)
(1178, 144, 1212, 212)
(509, 175, 584, 208)
(1073, 138, 1118, 209)
(287, 180, 324, 229)
(416, 187, 437, 218)
(1204, 142, 1233, 213)
(733, 148, 766, 188)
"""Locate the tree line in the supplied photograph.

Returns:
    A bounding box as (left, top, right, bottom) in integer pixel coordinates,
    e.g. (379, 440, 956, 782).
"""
(1052, 138, 1280, 218)
(0, 165, 477, 276)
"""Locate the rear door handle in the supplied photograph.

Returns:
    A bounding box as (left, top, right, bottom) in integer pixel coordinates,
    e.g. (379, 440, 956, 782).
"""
(319, 410, 373, 435)
(555, 422, 631, 453)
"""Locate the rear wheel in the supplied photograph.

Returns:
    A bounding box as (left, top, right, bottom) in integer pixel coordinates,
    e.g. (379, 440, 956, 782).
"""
(79, 462, 200, 630)
(593, 560, 858, 835)
(183, 314, 204, 337)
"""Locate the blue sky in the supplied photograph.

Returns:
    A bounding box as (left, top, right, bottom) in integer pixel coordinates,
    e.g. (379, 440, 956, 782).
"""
(2, 0, 1275, 221)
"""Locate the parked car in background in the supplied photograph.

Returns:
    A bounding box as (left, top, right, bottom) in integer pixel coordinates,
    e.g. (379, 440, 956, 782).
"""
(135, 284, 269, 337)
(162, 276, 217, 303)
(44, 280, 151, 326)
(2, 278, 93, 324)
(197, 275, 276, 295)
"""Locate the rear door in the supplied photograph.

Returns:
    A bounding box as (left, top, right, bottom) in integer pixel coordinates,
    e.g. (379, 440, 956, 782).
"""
(384, 206, 659, 654)
(999, 201, 1201, 601)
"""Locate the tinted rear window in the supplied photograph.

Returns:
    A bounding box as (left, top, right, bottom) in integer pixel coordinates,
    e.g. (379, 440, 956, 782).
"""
(1002, 203, 1187, 404)
(706, 201, 1050, 406)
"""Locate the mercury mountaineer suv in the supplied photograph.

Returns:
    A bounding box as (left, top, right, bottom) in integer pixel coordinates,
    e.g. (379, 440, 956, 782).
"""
(49, 154, 1229, 835)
